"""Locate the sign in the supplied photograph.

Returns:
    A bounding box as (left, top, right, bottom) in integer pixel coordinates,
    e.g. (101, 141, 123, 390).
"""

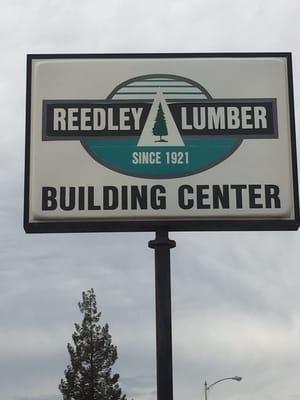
(24, 53, 299, 232)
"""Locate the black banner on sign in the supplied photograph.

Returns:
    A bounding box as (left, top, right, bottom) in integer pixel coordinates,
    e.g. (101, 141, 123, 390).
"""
(43, 101, 151, 139)
(43, 98, 278, 140)
(169, 99, 278, 138)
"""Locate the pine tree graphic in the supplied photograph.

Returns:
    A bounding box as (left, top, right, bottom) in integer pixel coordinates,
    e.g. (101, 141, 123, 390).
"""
(153, 103, 168, 142)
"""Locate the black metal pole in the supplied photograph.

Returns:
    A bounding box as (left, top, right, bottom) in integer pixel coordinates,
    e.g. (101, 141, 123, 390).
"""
(149, 230, 176, 400)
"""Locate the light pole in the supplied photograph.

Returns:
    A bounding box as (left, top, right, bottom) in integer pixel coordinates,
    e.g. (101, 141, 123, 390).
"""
(204, 376, 242, 400)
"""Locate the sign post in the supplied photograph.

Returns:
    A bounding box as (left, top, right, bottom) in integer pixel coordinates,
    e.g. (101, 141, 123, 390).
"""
(24, 53, 299, 399)
(149, 230, 176, 400)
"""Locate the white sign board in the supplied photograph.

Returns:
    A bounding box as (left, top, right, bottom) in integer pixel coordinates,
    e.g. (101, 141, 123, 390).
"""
(24, 53, 299, 232)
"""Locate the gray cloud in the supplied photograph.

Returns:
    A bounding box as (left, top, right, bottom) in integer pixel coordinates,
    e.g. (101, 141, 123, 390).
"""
(1, 0, 300, 399)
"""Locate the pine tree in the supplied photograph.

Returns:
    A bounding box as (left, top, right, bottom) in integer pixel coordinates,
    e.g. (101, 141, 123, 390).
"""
(153, 103, 168, 142)
(59, 289, 127, 400)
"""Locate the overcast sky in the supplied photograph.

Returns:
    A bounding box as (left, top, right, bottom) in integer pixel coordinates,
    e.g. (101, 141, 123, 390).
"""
(1, 1, 300, 399)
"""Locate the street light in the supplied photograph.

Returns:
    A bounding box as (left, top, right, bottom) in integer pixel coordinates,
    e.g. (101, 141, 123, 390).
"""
(204, 376, 242, 400)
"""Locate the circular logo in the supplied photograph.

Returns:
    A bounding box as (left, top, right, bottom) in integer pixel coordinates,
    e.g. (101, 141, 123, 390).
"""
(81, 74, 242, 179)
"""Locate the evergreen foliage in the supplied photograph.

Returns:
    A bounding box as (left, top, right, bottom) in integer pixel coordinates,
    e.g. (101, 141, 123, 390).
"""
(153, 103, 168, 142)
(59, 289, 127, 400)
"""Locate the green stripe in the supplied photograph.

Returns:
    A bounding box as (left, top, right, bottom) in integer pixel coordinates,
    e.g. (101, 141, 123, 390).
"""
(116, 92, 156, 95)
(127, 85, 193, 88)
(143, 79, 178, 82)
(163, 92, 203, 95)
(116, 92, 204, 96)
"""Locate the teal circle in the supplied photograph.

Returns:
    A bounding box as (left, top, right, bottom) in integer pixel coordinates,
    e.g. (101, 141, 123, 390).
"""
(81, 74, 242, 179)
(84, 137, 241, 179)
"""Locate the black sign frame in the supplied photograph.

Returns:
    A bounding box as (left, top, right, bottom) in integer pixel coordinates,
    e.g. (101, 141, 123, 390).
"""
(24, 52, 299, 233)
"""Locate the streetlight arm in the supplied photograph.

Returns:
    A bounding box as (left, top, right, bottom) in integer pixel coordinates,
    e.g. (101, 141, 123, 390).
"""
(206, 376, 242, 391)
